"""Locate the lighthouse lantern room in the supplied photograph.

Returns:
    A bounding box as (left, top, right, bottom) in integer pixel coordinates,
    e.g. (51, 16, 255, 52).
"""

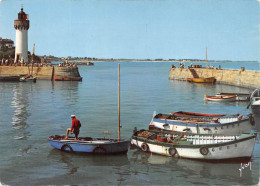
(14, 8, 30, 63)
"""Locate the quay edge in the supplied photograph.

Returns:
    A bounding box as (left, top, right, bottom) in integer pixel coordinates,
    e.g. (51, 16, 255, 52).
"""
(0, 66, 82, 81)
(169, 67, 260, 89)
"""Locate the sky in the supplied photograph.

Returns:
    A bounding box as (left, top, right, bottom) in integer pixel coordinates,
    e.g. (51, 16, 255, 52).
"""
(0, 0, 259, 61)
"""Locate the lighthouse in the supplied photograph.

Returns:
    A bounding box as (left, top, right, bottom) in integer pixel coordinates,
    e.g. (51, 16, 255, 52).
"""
(14, 8, 29, 63)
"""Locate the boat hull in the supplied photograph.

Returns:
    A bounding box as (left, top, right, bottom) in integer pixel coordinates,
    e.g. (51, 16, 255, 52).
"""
(131, 132, 256, 160)
(205, 95, 237, 102)
(0, 76, 21, 82)
(54, 75, 82, 81)
(49, 136, 130, 154)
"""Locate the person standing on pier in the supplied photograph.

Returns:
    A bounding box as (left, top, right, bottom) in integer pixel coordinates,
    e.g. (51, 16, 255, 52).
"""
(65, 115, 81, 140)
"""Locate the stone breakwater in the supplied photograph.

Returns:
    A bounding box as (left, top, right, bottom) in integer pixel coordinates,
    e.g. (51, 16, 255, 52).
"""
(0, 66, 82, 80)
(169, 67, 260, 89)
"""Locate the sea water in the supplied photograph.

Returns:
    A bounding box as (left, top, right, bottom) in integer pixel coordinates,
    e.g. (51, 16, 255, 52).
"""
(0, 62, 259, 185)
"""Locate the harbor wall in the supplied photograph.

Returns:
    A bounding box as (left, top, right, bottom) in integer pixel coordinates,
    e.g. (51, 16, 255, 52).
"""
(0, 66, 81, 80)
(169, 67, 260, 89)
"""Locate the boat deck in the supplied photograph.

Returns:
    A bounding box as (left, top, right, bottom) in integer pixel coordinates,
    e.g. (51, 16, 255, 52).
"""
(135, 130, 252, 146)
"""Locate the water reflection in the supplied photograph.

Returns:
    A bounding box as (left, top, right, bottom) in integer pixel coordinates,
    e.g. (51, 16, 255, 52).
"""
(11, 83, 30, 133)
(47, 149, 130, 175)
(130, 149, 256, 184)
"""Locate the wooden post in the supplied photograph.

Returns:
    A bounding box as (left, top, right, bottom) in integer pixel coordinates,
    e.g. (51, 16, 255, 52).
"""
(118, 64, 120, 140)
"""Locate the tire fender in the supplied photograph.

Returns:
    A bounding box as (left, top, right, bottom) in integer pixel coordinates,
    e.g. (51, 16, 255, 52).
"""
(61, 144, 73, 152)
(200, 146, 209, 155)
(141, 143, 149, 152)
(93, 146, 107, 154)
(168, 147, 177, 156)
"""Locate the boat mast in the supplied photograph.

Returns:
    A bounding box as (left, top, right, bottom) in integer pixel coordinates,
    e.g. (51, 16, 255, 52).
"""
(206, 47, 207, 68)
(32, 43, 35, 76)
(118, 63, 121, 140)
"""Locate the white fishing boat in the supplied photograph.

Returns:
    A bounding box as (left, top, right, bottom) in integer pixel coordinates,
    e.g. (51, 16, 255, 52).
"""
(204, 94, 236, 102)
(131, 129, 256, 160)
(149, 111, 255, 135)
(49, 64, 130, 154)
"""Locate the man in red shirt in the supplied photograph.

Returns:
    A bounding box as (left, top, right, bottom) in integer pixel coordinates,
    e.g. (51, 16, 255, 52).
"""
(65, 115, 82, 140)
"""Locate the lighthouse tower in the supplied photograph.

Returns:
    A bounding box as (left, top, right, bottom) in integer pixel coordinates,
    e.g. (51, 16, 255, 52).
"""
(14, 8, 29, 63)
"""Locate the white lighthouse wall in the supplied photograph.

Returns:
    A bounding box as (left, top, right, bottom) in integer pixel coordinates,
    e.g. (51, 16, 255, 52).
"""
(15, 29, 28, 63)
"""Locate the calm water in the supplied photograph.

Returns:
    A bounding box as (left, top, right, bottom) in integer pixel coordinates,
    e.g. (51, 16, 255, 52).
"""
(0, 62, 259, 185)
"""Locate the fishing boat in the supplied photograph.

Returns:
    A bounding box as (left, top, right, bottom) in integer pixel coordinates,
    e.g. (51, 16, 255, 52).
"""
(49, 64, 130, 154)
(187, 48, 216, 84)
(149, 111, 255, 135)
(131, 129, 256, 161)
(204, 94, 236, 102)
(53, 75, 82, 81)
(187, 77, 216, 83)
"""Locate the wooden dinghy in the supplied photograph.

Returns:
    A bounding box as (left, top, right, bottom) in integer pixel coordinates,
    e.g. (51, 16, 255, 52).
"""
(187, 77, 216, 83)
(53, 75, 82, 81)
(216, 93, 250, 101)
(204, 94, 237, 102)
(49, 135, 129, 154)
(131, 129, 256, 161)
(149, 111, 255, 135)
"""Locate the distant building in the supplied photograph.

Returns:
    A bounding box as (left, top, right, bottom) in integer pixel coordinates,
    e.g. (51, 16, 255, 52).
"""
(0, 37, 14, 49)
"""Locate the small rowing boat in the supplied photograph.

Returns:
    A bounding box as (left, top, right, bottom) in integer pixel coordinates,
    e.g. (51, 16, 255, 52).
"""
(131, 129, 256, 161)
(53, 75, 82, 81)
(204, 94, 237, 102)
(187, 77, 216, 83)
(216, 93, 250, 101)
(149, 111, 254, 135)
(20, 75, 37, 82)
(49, 135, 129, 154)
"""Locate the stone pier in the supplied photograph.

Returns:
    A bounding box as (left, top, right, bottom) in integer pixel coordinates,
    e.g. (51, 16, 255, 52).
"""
(169, 67, 260, 89)
(0, 66, 82, 80)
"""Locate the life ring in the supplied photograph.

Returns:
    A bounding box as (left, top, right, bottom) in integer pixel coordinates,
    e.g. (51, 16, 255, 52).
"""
(200, 146, 209, 155)
(61, 144, 73, 152)
(93, 146, 107, 154)
(141, 143, 149, 152)
(249, 114, 255, 126)
(168, 147, 177, 156)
